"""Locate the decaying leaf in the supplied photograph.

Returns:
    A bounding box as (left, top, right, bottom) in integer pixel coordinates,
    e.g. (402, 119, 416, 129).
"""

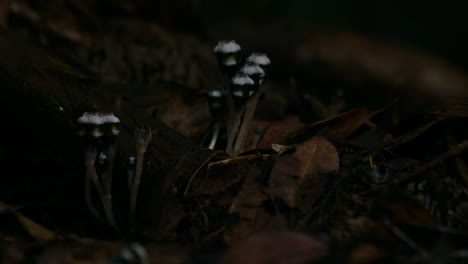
(269, 135, 339, 211)
(256, 116, 304, 149)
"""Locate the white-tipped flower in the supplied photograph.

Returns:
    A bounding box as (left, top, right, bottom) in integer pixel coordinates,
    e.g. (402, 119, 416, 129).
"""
(128, 155, 136, 166)
(231, 75, 254, 106)
(240, 65, 265, 77)
(208, 89, 224, 98)
(101, 113, 120, 124)
(213, 40, 241, 54)
(240, 64, 265, 87)
(77, 112, 104, 138)
(78, 112, 104, 126)
(207, 89, 227, 118)
(214, 40, 242, 76)
(101, 113, 121, 136)
(77, 112, 121, 138)
(97, 152, 108, 167)
(98, 151, 107, 161)
(246, 53, 271, 68)
(231, 75, 254, 86)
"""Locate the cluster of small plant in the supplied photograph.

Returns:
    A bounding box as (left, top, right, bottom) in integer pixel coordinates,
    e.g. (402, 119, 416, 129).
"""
(76, 112, 152, 229)
(74, 40, 270, 229)
(207, 40, 270, 156)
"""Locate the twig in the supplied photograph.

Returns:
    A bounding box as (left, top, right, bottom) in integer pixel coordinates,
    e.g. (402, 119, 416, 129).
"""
(248, 126, 265, 150)
(208, 122, 221, 149)
(84, 149, 117, 228)
(9, 2, 91, 46)
(84, 170, 101, 220)
(224, 75, 238, 155)
(130, 126, 152, 229)
(361, 140, 468, 195)
(104, 144, 116, 226)
(232, 89, 263, 156)
(384, 218, 429, 258)
(226, 107, 243, 155)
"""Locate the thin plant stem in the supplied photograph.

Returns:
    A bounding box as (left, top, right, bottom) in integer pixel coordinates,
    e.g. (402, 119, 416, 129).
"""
(208, 122, 221, 149)
(105, 144, 116, 194)
(130, 126, 152, 229)
(104, 144, 116, 225)
(248, 126, 264, 150)
(84, 170, 101, 219)
(233, 90, 263, 156)
(130, 152, 144, 228)
(224, 75, 237, 155)
(86, 156, 117, 227)
(226, 107, 243, 155)
(85, 149, 117, 228)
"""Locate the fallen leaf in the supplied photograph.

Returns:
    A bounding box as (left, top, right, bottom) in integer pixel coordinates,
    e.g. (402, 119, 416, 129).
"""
(256, 116, 304, 149)
(269, 135, 339, 211)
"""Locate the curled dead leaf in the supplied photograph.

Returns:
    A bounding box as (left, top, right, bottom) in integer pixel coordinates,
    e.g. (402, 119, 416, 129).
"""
(269, 135, 339, 211)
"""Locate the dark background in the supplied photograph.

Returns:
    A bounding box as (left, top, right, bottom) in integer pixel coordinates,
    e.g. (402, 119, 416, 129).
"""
(159, 0, 468, 70)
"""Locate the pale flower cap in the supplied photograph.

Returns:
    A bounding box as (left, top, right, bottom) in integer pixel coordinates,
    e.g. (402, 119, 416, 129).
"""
(214, 40, 241, 54)
(231, 75, 254, 86)
(77, 112, 104, 125)
(232, 90, 246, 97)
(208, 89, 225, 98)
(240, 65, 265, 77)
(246, 53, 271, 66)
(101, 113, 120, 124)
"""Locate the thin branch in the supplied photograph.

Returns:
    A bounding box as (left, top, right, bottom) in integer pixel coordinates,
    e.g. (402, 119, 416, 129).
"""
(361, 140, 468, 195)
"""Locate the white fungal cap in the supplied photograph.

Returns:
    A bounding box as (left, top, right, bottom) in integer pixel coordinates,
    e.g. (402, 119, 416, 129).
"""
(213, 40, 241, 54)
(77, 112, 120, 137)
(246, 53, 271, 66)
(231, 75, 254, 86)
(99, 113, 120, 136)
(77, 112, 104, 125)
(240, 65, 265, 77)
(98, 152, 107, 163)
(101, 113, 120, 124)
(232, 90, 245, 97)
(208, 89, 225, 98)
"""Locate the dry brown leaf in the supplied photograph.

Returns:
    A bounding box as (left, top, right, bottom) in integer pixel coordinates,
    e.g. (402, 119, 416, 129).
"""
(269, 135, 339, 211)
(256, 116, 304, 149)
